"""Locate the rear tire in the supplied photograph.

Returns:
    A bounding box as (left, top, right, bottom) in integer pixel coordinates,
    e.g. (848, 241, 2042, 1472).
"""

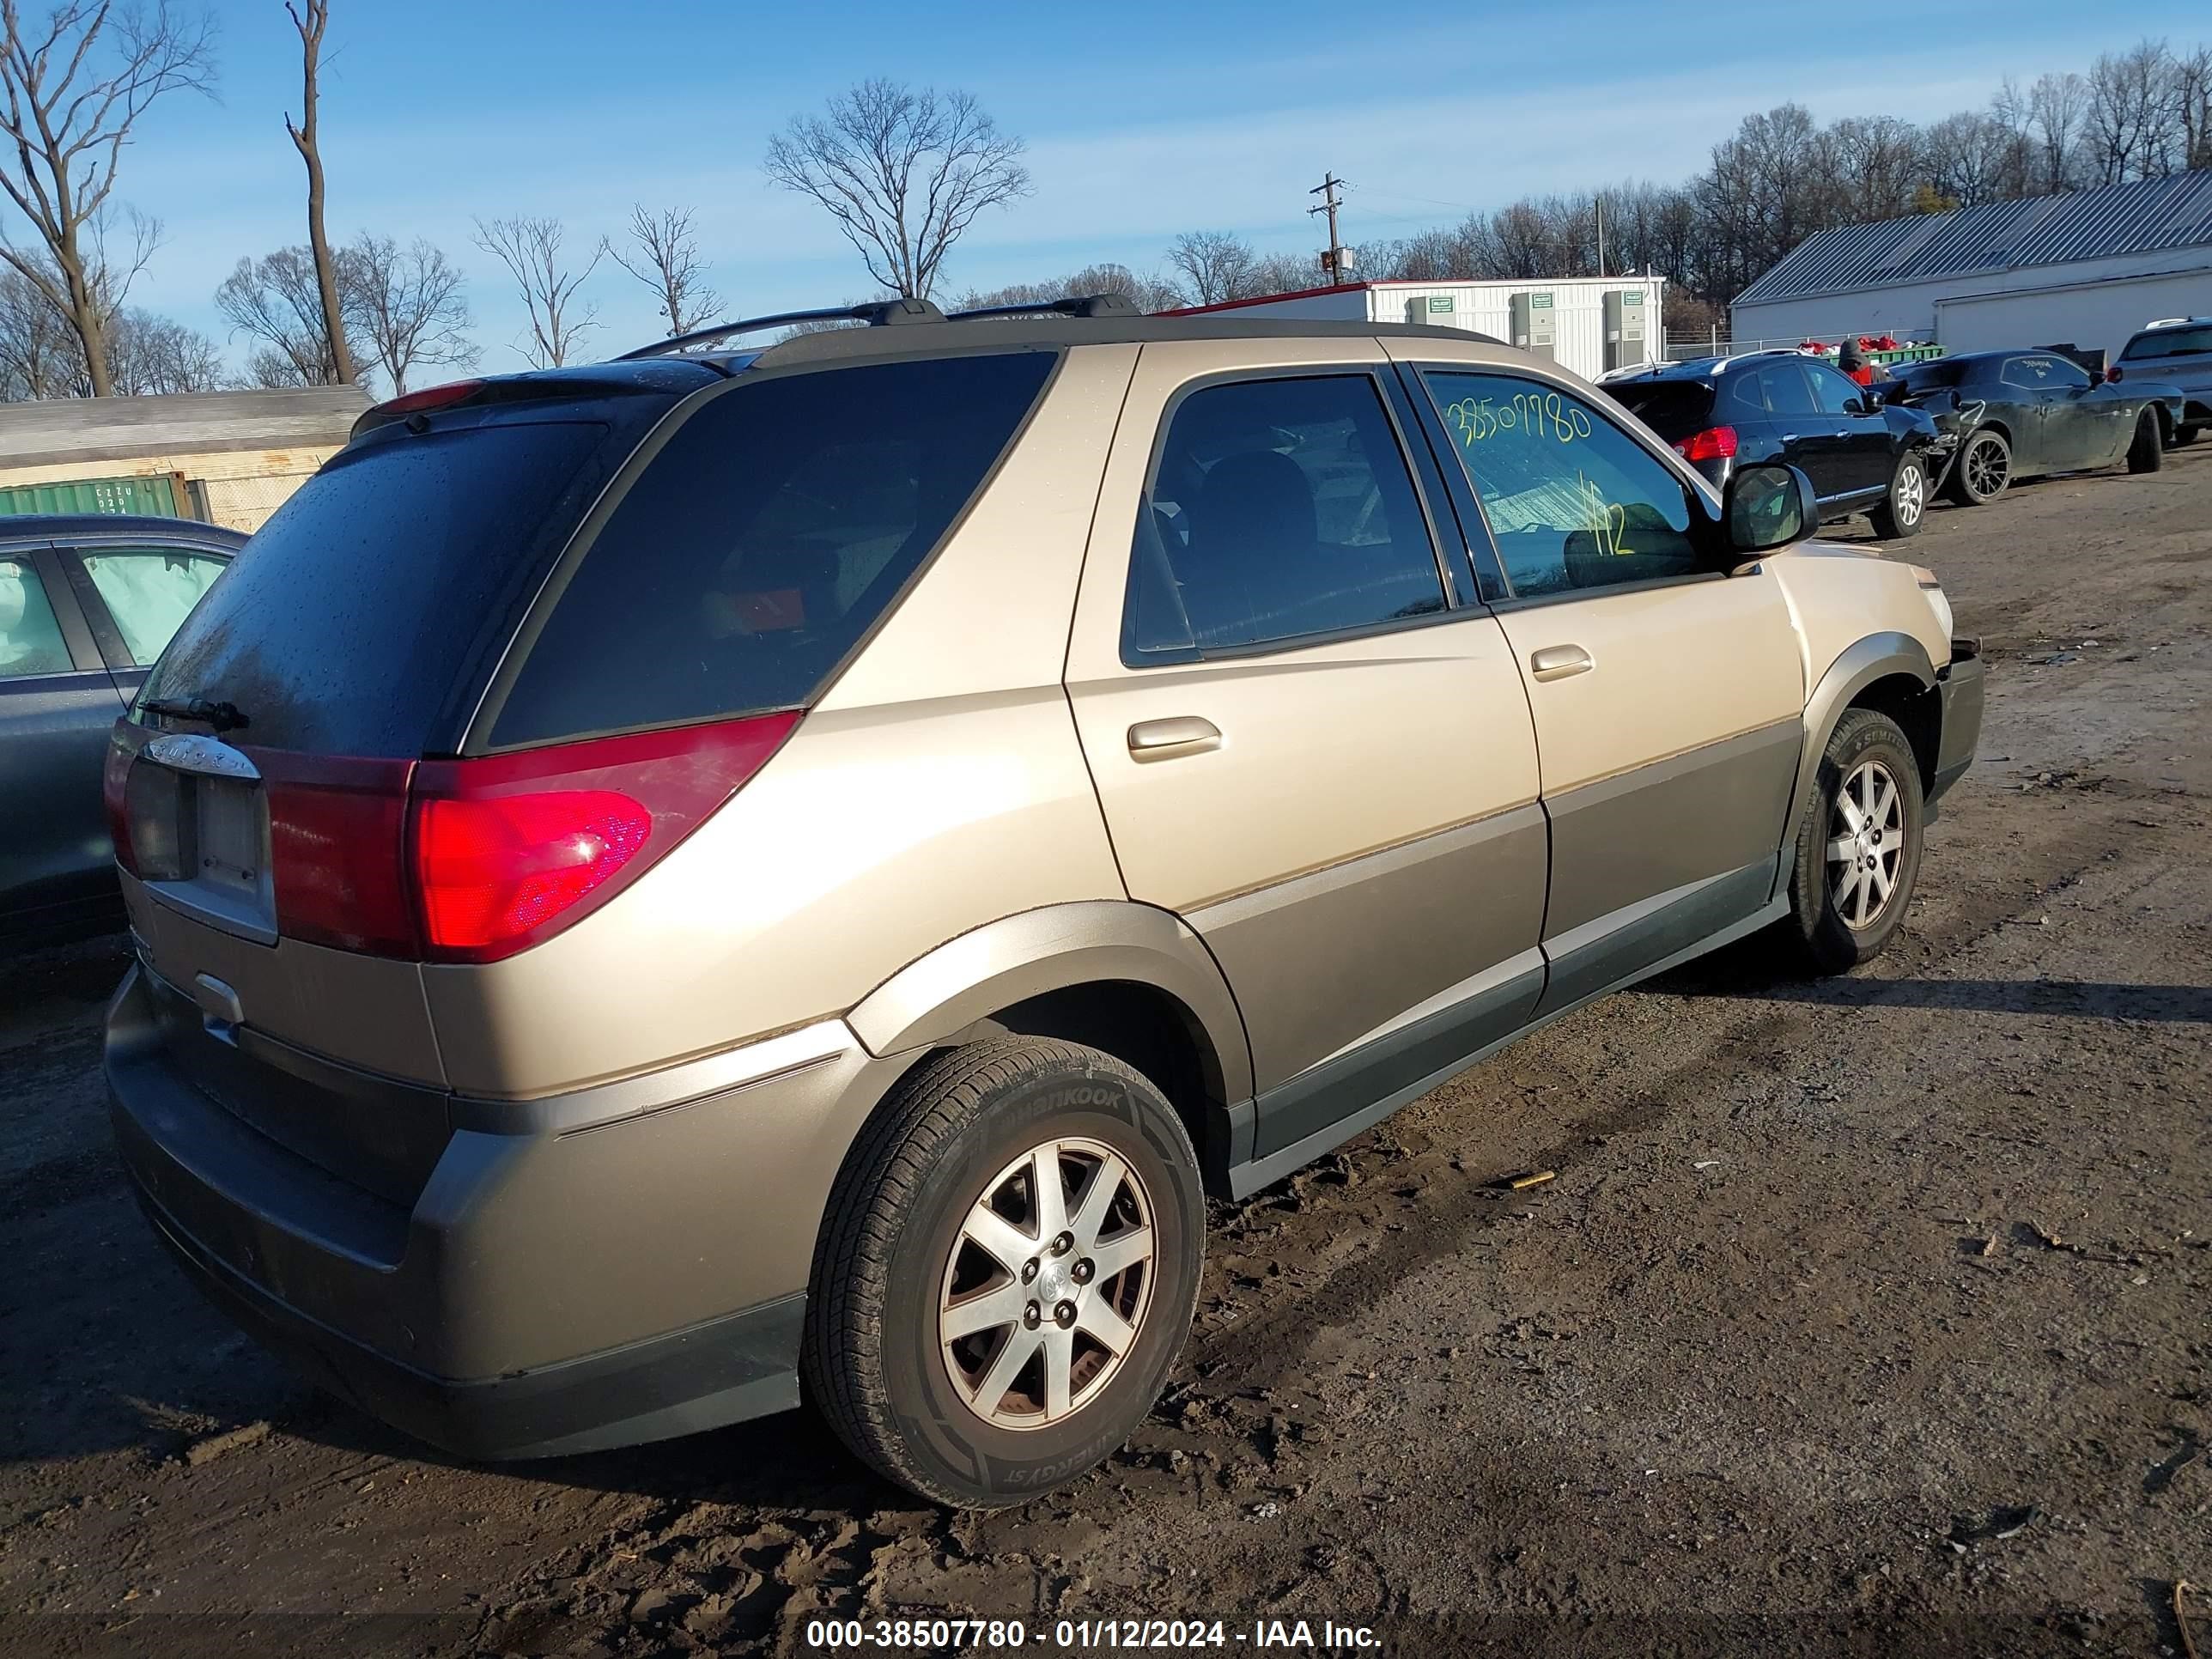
(804, 1036, 1205, 1509)
(2171, 425, 2200, 447)
(1944, 428, 2010, 506)
(1868, 453, 1928, 539)
(2126, 410, 2164, 473)
(1778, 708, 1925, 975)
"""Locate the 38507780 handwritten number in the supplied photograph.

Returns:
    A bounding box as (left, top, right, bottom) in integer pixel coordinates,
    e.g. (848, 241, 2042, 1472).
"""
(1444, 391, 1593, 446)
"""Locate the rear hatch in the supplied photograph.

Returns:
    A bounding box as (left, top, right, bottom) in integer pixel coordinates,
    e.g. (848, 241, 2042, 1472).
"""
(1606, 377, 1715, 444)
(104, 367, 710, 1204)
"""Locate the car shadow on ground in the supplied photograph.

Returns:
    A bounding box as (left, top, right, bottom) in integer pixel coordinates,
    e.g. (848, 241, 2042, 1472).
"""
(1639, 943, 2210, 1022)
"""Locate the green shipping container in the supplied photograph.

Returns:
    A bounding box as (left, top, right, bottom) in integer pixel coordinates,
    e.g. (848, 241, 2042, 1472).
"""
(0, 473, 181, 519)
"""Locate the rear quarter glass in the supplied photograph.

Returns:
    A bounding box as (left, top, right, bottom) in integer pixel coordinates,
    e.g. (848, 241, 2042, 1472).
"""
(478, 349, 1057, 750)
(140, 418, 626, 757)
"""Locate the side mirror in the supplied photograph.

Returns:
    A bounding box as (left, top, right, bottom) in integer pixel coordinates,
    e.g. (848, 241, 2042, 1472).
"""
(1724, 463, 1817, 556)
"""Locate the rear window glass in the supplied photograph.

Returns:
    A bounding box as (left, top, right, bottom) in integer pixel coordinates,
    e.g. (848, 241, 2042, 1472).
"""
(143, 421, 613, 755)
(484, 351, 1057, 749)
(1607, 380, 1714, 436)
(2122, 325, 2212, 361)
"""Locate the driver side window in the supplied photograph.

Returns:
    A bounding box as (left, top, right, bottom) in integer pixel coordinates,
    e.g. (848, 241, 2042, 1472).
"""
(1422, 370, 1703, 598)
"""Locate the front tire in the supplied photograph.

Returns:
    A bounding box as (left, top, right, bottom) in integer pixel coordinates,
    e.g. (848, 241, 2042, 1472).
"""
(1944, 428, 2011, 506)
(1868, 453, 1928, 539)
(1779, 708, 1925, 975)
(804, 1037, 1205, 1509)
(2126, 410, 2164, 473)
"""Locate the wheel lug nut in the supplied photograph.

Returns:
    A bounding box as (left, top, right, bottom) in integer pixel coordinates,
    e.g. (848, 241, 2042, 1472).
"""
(1054, 1300, 1077, 1327)
(1072, 1259, 1094, 1283)
(1050, 1231, 1074, 1256)
(1024, 1302, 1041, 1328)
(1021, 1259, 1039, 1284)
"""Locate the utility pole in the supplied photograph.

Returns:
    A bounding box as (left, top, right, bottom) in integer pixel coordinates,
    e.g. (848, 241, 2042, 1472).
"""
(1310, 173, 1352, 284)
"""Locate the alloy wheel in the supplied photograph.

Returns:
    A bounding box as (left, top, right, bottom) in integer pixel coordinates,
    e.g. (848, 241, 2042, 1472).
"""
(1826, 758, 1906, 930)
(1964, 435, 2008, 499)
(939, 1136, 1156, 1431)
(1895, 462, 1924, 526)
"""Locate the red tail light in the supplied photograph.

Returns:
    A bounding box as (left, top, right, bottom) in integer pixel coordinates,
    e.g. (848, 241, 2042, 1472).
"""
(370, 379, 484, 418)
(102, 729, 141, 875)
(404, 709, 800, 963)
(1674, 425, 1739, 464)
(210, 710, 806, 964)
(2106, 365, 2124, 383)
(414, 791, 649, 954)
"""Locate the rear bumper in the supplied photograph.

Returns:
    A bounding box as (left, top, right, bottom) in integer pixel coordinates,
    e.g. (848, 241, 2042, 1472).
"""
(1929, 638, 1984, 808)
(107, 965, 903, 1459)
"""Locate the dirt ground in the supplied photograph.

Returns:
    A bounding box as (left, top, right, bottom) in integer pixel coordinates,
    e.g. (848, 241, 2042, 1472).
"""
(2, 446, 2208, 1659)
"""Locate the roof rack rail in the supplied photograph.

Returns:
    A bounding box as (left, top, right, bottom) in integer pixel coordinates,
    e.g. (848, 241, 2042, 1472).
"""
(943, 292, 1143, 322)
(615, 296, 945, 361)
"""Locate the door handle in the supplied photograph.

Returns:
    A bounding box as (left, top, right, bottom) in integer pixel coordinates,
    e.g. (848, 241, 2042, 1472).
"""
(1529, 645, 1594, 683)
(1127, 716, 1221, 762)
(1780, 432, 1801, 442)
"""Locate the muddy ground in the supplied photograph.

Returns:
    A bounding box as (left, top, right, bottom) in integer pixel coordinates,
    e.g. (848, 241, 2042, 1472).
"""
(2, 447, 2208, 1659)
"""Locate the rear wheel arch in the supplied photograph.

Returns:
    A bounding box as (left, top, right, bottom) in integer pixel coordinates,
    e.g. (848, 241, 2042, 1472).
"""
(845, 902, 1253, 1188)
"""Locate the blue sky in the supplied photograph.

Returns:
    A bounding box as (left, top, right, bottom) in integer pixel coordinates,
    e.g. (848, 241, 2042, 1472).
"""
(93, 0, 2210, 380)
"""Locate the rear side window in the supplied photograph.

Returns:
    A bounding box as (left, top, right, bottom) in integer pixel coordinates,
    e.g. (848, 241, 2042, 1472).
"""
(80, 550, 227, 665)
(2124, 324, 2212, 361)
(486, 352, 1057, 748)
(1753, 362, 1816, 416)
(143, 421, 615, 755)
(0, 558, 71, 677)
(1125, 374, 1444, 661)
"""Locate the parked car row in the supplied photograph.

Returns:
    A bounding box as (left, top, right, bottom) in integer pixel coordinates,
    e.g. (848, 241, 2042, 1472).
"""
(1601, 319, 2197, 539)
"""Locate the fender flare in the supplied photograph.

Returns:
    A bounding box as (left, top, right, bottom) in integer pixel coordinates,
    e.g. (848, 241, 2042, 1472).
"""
(1784, 632, 1938, 843)
(846, 900, 1255, 1104)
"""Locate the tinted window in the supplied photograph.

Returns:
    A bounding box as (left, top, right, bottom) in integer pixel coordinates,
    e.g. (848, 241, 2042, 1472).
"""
(1805, 361, 1866, 414)
(144, 420, 617, 754)
(0, 558, 70, 677)
(1125, 374, 1444, 661)
(2123, 324, 2212, 361)
(80, 550, 227, 665)
(490, 352, 1057, 746)
(2002, 355, 2083, 390)
(1893, 358, 1968, 391)
(1606, 380, 1715, 439)
(1753, 362, 1817, 416)
(1425, 371, 1702, 597)
(1725, 372, 1772, 415)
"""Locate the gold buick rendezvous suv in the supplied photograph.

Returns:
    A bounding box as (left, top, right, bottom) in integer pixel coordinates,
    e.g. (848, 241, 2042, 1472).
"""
(105, 295, 1983, 1506)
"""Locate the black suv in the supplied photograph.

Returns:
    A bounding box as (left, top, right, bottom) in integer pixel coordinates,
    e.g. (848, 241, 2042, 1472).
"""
(1604, 351, 1943, 540)
(2117, 318, 2210, 445)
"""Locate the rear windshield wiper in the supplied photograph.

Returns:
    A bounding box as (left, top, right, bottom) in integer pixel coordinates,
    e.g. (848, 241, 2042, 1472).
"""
(138, 696, 250, 732)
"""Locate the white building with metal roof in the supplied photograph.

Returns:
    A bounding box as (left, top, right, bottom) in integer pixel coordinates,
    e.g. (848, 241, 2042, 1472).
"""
(1731, 171, 2212, 362)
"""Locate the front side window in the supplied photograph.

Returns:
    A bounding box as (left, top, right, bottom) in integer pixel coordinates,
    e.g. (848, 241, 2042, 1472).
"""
(1424, 370, 1702, 598)
(1805, 362, 1866, 414)
(1125, 374, 1445, 661)
(0, 558, 71, 677)
(80, 550, 228, 665)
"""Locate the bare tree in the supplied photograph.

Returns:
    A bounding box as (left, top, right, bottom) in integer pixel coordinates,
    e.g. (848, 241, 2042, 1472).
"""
(216, 245, 357, 384)
(473, 214, 600, 368)
(103, 306, 222, 393)
(283, 0, 355, 382)
(609, 204, 720, 336)
(951, 261, 1184, 315)
(1164, 230, 1255, 305)
(2085, 40, 2179, 181)
(2173, 46, 2212, 171)
(2020, 71, 2092, 191)
(765, 79, 1029, 300)
(0, 260, 70, 396)
(0, 1, 216, 396)
(346, 233, 473, 394)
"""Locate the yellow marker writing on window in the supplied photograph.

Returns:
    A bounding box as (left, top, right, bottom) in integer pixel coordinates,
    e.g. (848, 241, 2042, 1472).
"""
(1577, 473, 1632, 556)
